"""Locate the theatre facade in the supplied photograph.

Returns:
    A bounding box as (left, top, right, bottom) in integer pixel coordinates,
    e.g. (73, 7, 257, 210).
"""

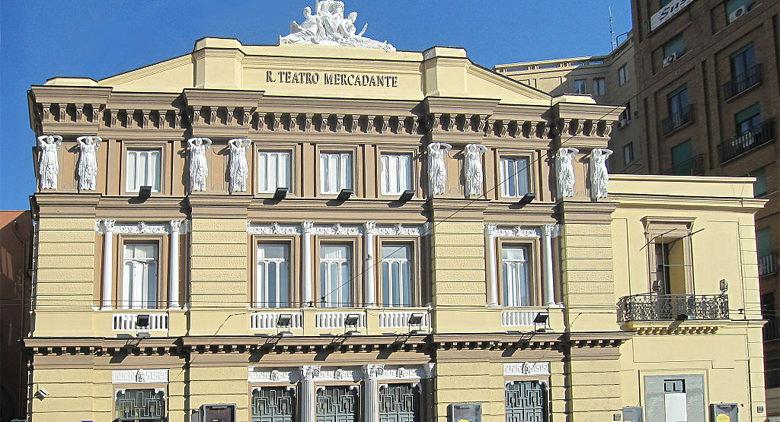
(25, 3, 767, 422)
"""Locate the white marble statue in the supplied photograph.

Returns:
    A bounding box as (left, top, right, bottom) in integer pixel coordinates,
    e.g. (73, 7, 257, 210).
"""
(228, 138, 251, 193)
(37, 135, 62, 190)
(427, 143, 452, 197)
(463, 144, 487, 197)
(589, 148, 613, 200)
(280, 0, 396, 51)
(555, 147, 580, 199)
(76, 136, 101, 191)
(187, 138, 212, 192)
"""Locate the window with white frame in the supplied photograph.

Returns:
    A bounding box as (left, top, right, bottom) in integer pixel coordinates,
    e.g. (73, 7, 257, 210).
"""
(593, 77, 607, 96)
(320, 152, 353, 194)
(256, 244, 290, 308)
(501, 245, 531, 307)
(121, 243, 159, 309)
(257, 151, 292, 193)
(618, 64, 629, 86)
(319, 244, 352, 307)
(126, 149, 161, 192)
(573, 79, 587, 94)
(380, 153, 413, 195)
(500, 157, 531, 198)
(381, 244, 413, 307)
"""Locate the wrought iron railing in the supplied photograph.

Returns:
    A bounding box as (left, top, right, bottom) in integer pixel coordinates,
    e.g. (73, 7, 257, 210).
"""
(661, 104, 694, 136)
(759, 253, 777, 277)
(662, 154, 705, 176)
(718, 119, 776, 163)
(618, 293, 729, 322)
(724, 64, 762, 100)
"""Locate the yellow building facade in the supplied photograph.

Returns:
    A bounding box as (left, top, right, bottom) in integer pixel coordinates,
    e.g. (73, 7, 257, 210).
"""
(25, 5, 767, 422)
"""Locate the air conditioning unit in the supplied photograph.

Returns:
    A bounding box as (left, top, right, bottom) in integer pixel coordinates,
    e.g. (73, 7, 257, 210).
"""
(729, 5, 749, 23)
(663, 53, 678, 68)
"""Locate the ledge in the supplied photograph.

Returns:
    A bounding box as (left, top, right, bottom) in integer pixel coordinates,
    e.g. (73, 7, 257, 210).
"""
(621, 320, 728, 335)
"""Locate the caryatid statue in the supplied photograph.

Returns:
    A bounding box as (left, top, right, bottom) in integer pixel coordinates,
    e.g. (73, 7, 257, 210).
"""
(37, 135, 63, 190)
(187, 138, 212, 192)
(463, 144, 488, 197)
(77, 136, 101, 191)
(427, 143, 452, 197)
(588, 148, 613, 200)
(228, 138, 251, 193)
(555, 147, 580, 199)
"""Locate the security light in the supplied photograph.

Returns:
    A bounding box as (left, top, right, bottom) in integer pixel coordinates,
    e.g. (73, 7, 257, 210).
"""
(516, 192, 536, 207)
(276, 314, 293, 328)
(399, 189, 414, 203)
(408, 313, 425, 334)
(719, 279, 729, 294)
(533, 313, 549, 332)
(135, 314, 151, 329)
(34, 388, 49, 399)
(273, 187, 289, 200)
(344, 313, 360, 334)
(337, 189, 353, 202)
(676, 313, 689, 321)
(138, 186, 152, 201)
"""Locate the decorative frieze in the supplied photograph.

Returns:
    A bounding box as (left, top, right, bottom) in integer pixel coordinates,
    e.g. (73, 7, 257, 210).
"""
(503, 362, 550, 377)
(95, 220, 189, 235)
(247, 222, 426, 237)
(485, 224, 550, 239)
(248, 365, 434, 383)
(112, 369, 169, 384)
(249, 368, 300, 384)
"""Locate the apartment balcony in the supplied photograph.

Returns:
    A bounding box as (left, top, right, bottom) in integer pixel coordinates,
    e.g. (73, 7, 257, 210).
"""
(718, 119, 776, 164)
(618, 294, 729, 332)
(662, 154, 705, 176)
(723, 64, 762, 101)
(248, 307, 433, 336)
(759, 253, 777, 277)
(661, 104, 694, 137)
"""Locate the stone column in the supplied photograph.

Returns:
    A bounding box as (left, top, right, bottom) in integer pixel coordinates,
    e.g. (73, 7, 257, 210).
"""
(299, 365, 320, 422)
(169, 220, 181, 308)
(302, 221, 314, 306)
(542, 224, 556, 306)
(364, 222, 376, 307)
(485, 224, 498, 307)
(363, 364, 384, 422)
(101, 220, 115, 309)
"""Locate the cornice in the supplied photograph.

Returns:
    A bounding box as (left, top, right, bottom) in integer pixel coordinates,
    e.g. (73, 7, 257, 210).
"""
(423, 96, 501, 116)
(29, 85, 113, 104)
(32, 193, 101, 217)
(187, 194, 252, 218)
(427, 198, 489, 221)
(611, 194, 767, 212)
(183, 88, 264, 108)
(556, 199, 618, 224)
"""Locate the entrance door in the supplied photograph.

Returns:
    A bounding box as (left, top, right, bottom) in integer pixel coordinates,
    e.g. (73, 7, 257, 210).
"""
(505, 381, 548, 422)
(316, 386, 359, 422)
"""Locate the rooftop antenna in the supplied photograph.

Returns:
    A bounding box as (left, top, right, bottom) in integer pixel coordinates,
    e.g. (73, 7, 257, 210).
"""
(609, 5, 617, 51)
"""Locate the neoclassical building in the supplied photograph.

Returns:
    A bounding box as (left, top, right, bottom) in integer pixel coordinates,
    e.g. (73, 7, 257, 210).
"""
(25, 2, 766, 422)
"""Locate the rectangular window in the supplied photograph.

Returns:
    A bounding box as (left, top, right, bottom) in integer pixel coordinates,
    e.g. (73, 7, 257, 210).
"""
(573, 79, 587, 94)
(256, 244, 290, 308)
(380, 153, 413, 195)
(668, 86, 690, 117)
(122, 243, 159, 309)
(126, 150, 161, 192)
(320, 152, 353, 194)
(623, 142, 635, 165)
(618, 64, 629, 86)
(726, 0, 754, 23)
(257, 151, 291, 193)
(500, 157, 530, 198)
(735, 103, 762, 136)
(593, 78, 606, 96)
(319, 244, 352, 307)
(731, 44, 758, 78)
(757, 228, 773, 258)
(671, 140, 693, 176)
(501, 245, 531, 307)
(619, 101, 632, 124)
(381, 244, 413, 307)
(751, 167, 767, 197)
(663, 34, 686, 64)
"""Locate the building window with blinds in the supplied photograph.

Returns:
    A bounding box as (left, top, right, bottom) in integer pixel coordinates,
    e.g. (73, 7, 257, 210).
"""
(381, 244, 413, 307)
(380, 153, 413, 195)
(319, 244, 353, 307)
(126, 149, 161, 192)
(256, 244, 291, 308)
(258, 151, 292, 193)
(320, 152, 353, 194)
(121, 243, 159, 309)
(501, 245, 531, 307)
(500, 157, 531, 198)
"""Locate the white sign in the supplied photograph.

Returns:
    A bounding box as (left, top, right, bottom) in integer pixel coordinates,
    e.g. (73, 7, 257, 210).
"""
(650, 0, 694, 32)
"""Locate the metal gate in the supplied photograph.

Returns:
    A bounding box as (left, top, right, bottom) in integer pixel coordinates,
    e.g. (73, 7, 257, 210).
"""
(505, 381, 548, 422)
(316, 386, 359, 422)
(379, 384, 419, 422)
(115, 389, 166, 422)
(251, 387, 296, 422)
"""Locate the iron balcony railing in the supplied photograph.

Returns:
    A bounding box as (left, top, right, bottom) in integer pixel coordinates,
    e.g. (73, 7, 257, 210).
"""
(724, 64, 762, 100)
(759, 253, 777, 277)
(618, 293, 729, 322)
(662, 154, 705, 176)
(718, 119, 776, 164)
(661, 104, 694, 136)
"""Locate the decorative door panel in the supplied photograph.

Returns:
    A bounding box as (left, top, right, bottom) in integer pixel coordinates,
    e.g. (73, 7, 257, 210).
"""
(316, 386, 359, 422)
(115, 389, 166, 422)
(505, 381, 548, 422)
(379, 384, 419, 422)
(252, 387, 296, 422)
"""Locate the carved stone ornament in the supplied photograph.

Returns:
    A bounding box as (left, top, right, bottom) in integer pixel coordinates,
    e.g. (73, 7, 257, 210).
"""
(187, 137, 212, 192)
(555, 147, 579, 199)
(427, 143, 452, 197)
(228, 138, 251, 193)
(112, 369, 168, 384)
(76, 136, 101, 191)
(280, 1, 396, 52)
(96, 220, 188, 235)
(485, 224, 550, 239)
(37, 135, 63, 190)
(463, 144, 487, 197)
(588, 148, 613, 201)
(503, 362, 550, 377)
(248, 367, 299, 384)
(247, 222, 426, 237)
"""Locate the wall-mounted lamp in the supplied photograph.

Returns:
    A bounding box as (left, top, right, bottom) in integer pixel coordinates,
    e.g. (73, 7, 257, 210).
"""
(533, 313, 549, 332)
(399, 190, 414, 203)
(273, 187, 289, 201)
(516, 192, 536, 208)
(344, 313, 360, 334)
(276, 313, 293, 336)
(337, 189, 353, 202)
(675, 313, 689, 321)
(408, 313, 425, 333)
(719, 279, 729, 294)
(138, 186, 152, 201)
(34, 388, 49, 400)
(135, 314, 150, 329)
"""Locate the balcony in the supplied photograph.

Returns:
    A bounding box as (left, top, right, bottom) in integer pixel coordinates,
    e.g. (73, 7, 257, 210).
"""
(661, 104, 694, 137)
(618, 293, 729, 322)
(724, 64, 762, 101)
(759, 253, 777, 277)
(718, 120, 776, 164)
(248, 307, 432, 336)
(662, 154, 705, 176)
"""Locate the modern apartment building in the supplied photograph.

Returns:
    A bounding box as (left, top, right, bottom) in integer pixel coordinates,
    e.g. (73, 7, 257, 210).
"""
(23, 2, 768, 422)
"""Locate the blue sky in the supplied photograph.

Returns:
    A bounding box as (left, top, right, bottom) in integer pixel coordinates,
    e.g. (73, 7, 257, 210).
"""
(0, 0, 631, 210)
